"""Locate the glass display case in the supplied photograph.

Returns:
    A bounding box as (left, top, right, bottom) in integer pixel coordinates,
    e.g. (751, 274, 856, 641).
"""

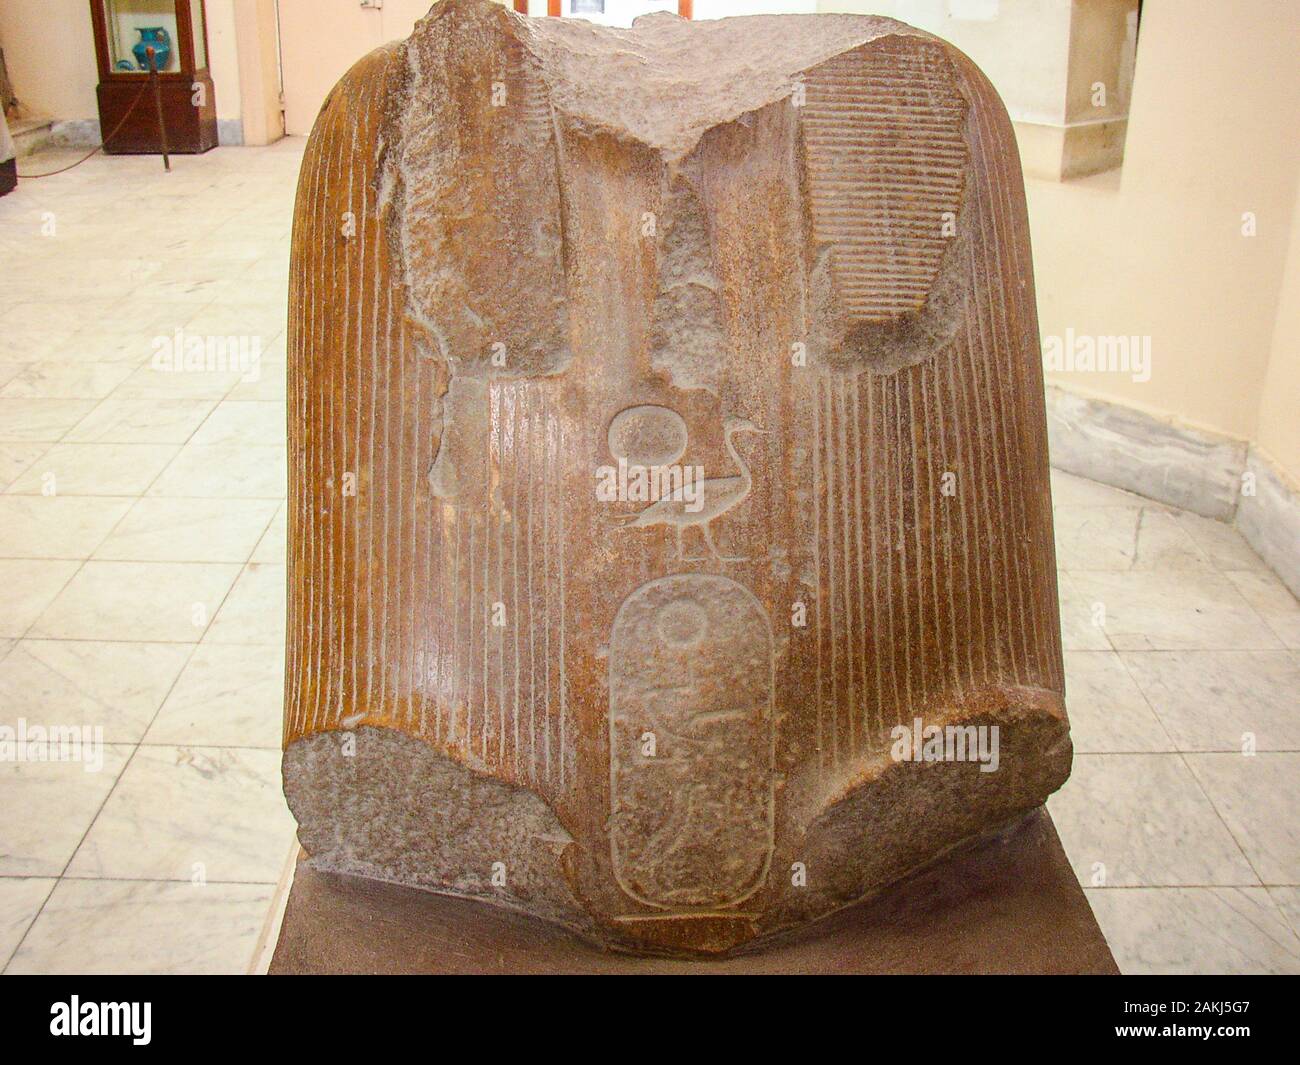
(90, 0, 217, 154)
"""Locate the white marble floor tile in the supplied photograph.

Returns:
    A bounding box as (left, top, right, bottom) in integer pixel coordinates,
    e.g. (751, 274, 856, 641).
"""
(1224, 569, 1300, 650)
(0, 640, 191, 745)
(46, 328, 159, 365)
(1054, 506, 1209, 572)
(28, 561, 241, 642)
(249, 503, 286, 564)
(146, 642, 284, 749)
(0, 398, 98, 441)
(1120, 651, 1300, 752)
(0, 878, 56, 968)
(1269, 887, 1300, 938)
(0, 327, 81, 364)
(111, 362, 246, 401)
(64, 399, 217, 444)
(1062, 651, 1172, 753)
(126, 278, 222, 306)
(0, 559, 81, 638)
(242, 259, 291, 283)
(202, 278, 290, 303)
(0, 300, 115, 331)
(0, 496, 132, 559)
(121, 258, 252, 287)
(1047, 753, 1258, 887)
(5, 879, 273, 975)
(1173, 511, 1267, 571)
(17, 257, 161, 285)
(0, 442, 48, 489)
(225, 357, 286, 401)
(1050, 468, 1150, 507)
(1085, 887, 1300, 974)
(66, 745, 295, 883)
(187, 236, 284, 262)
(91, 300, 214, 336)
(1054, 506, 1142, 570)
(1056, 571, 1112, 650)
(184, 303, 287, 340)
(146, 442, 287, 498)
(0, 746, 132, 876)
(1067, 569, 1281, 651)
(4, 442, 180, 496)
(1129, 510, 1218, 570)
(0, 363, 135, 400)
(191, 401, 287, 447)
(204, 563, 286, 645)
(1184, 753, 1300, 885)
(92, 497, 278, 563)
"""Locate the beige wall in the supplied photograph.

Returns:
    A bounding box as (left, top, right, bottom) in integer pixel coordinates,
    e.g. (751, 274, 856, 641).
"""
(820, 0, 1300, 484)
(1029, 0, 1300, 435)
(279, 0, 505, 135)
(0, 0, 98, 120)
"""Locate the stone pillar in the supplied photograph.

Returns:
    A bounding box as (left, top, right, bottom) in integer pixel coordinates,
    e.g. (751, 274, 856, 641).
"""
(233, 0, 284, 146)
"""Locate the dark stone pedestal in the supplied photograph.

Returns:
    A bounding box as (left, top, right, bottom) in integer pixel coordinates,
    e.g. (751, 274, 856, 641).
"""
(269, 809, 1118, 974)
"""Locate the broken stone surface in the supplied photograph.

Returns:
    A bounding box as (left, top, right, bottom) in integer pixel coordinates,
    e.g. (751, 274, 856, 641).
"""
(284, 0, 1071, 958)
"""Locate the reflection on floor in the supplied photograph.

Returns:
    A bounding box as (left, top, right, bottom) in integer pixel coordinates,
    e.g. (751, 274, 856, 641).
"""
(0, 143, 1297, 974)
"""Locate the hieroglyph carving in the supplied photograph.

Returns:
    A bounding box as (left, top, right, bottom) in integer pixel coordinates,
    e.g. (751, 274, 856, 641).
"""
(609, 574, 775, 911)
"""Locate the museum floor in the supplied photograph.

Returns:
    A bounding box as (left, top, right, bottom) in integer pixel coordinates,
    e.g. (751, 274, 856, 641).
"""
(0, 142, 1297, 975)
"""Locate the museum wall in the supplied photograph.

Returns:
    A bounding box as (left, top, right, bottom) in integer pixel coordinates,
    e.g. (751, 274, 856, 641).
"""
(0, 0, 98, 121)
(1027, 0, 1299, 467)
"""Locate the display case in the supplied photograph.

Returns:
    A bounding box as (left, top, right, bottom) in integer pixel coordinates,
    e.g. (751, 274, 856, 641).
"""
(90, 0, 217, 154)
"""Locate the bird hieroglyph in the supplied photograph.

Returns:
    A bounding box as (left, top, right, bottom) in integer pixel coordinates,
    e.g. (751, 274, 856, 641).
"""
(612, 408, 768, 563)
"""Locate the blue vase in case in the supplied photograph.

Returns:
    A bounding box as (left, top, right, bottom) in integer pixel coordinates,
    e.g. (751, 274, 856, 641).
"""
(132, 26, 171, 71)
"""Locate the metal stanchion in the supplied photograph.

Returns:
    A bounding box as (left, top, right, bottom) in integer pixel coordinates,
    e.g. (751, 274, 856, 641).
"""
(147, 45, 170, 172)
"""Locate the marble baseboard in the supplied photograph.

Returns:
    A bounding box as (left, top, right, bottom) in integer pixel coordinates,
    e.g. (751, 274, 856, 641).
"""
(10, 120, 51, 159)
(49, 119, 100, 149)
(1045, 386, 1246, 520)
(1236, 448, 1300, 600)
(217, 119, 244, 147)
